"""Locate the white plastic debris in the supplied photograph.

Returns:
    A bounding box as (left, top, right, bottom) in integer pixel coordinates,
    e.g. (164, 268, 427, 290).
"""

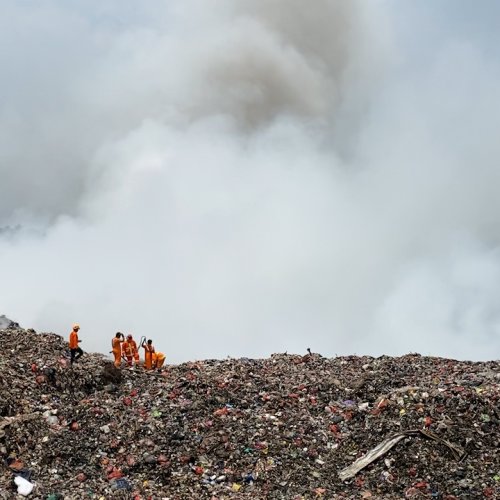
(14, 476, 34, 496)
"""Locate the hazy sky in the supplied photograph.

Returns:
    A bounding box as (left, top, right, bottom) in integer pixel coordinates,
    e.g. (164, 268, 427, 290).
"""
(1, 1, 500, 362)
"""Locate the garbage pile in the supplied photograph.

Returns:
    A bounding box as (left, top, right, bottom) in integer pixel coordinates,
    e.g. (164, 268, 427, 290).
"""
(0, 325, 498, 499)
(0, 316, 18, 330)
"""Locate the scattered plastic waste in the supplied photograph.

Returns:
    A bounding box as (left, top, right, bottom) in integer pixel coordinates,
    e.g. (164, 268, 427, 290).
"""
(113, 478, 131, 490)
(14, 475, 34, 496)
(0, 324, 498, 497)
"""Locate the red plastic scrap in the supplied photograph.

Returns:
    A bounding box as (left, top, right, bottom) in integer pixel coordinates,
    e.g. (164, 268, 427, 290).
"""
(107, 468, 123, 480)
(8, 459, 24, 470)
(414, 481, 428, 489)
(213, 407, 229, 416)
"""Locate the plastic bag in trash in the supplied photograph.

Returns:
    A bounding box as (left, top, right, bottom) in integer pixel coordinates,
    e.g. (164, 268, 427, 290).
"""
(14, 475, 34, 496)
(114, 478, 131, 490)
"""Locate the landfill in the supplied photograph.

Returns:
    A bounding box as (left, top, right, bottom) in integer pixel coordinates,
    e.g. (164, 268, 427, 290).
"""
(0, 322, 498, 499)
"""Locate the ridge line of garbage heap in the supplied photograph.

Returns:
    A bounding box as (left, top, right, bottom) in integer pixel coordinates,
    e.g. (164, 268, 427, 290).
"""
(0, 325, 498, 499)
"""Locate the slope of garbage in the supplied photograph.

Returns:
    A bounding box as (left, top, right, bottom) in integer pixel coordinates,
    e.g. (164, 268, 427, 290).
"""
(0, 325, 498, 499)
(0, 316, 17, 330)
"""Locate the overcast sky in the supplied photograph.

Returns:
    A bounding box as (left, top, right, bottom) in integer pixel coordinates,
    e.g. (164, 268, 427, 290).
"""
(1, 1, 499, 362)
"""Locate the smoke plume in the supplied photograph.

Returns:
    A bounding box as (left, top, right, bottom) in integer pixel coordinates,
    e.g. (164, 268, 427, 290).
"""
(1, 0, 499, 361)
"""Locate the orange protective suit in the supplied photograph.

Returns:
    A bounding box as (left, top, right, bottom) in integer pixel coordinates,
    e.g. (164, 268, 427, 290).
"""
(130, 339, 139, 364)
(69, 327, 83, 365)
(122, 340, 134, 367)
(143, 343, 155, 370)
(69, 331, 79, 349)
(111, 337, 123, 368)
(122, 338, 139, 366)
(153, 352, 166, 370)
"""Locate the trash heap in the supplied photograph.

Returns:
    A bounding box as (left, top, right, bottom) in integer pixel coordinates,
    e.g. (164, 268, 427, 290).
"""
(0, 326, 498, 499)
(0, 316, 18, 330)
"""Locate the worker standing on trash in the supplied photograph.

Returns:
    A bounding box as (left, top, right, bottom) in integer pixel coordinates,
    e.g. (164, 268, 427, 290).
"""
(111, 332, 124, 368)
(141, 338, 155, 370)
(122, 334, 139, 367)
(68, 324, 83, 365)
(130, 334, 140, 365)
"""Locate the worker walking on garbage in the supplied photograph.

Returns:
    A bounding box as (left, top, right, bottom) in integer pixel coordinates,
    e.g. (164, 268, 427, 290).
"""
(68, 324, 83, 365)
(111, 332, 124, 368)
(141, 338, 155, 370)
(122, 334, 139, 367)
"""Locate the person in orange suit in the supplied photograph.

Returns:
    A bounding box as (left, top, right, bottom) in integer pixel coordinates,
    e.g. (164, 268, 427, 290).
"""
(153, 351, 166, 371)
(129, 334, 140, 365)
(122, 334, 139, 367)
(111, 332, 124, 368)
(69, 324, 83, 365)
(141, 338, 155, 370)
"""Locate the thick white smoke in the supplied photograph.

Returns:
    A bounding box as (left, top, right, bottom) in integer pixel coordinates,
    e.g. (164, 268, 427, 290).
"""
(1, 1, 499, 361)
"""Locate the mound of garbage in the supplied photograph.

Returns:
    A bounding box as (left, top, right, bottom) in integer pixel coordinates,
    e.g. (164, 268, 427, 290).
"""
(0, 325, 498, 499)
(0, 316, 18, 330)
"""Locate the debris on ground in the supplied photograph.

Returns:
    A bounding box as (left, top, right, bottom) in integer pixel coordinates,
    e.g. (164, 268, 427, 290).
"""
(0, 325, 498, 498)
(338, 429, 465, 481)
